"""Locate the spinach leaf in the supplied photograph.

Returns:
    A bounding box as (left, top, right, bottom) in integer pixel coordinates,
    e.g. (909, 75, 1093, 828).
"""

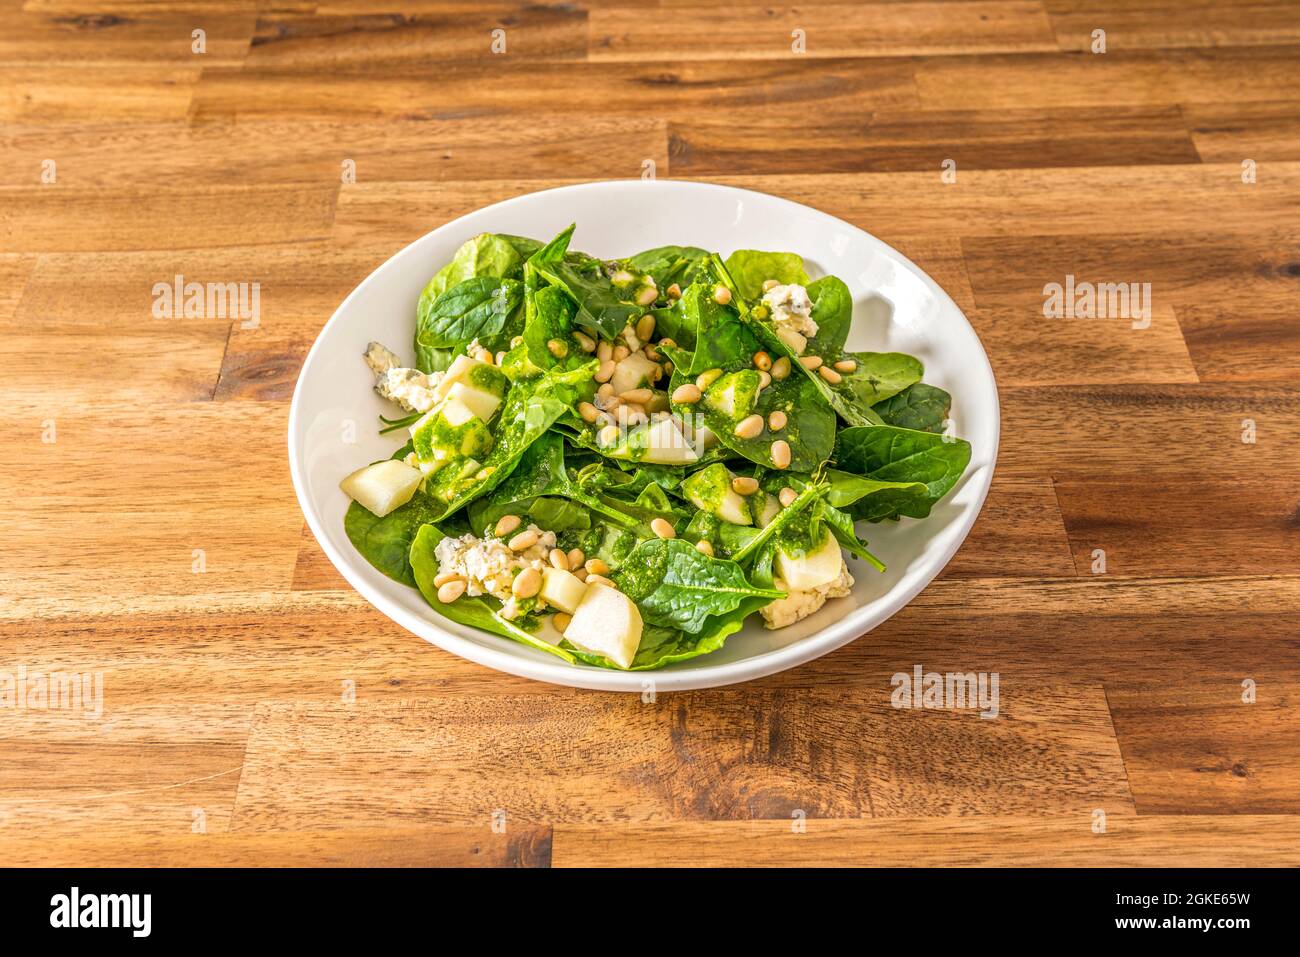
(416, 276, 521, 350)
(723, 250, 809, 300)
(409, 524, 575, 663)
(613, 538, 783, 634)
(834, 425, 971, 521)
(533, 259, 642, 341)
(834, 351, 924, 410)
(871, 382, 952, 433)
(522, 283, 590, 373)
(805, 275, 852, 354)
(624, 244, 709, 289)
(415, 234, 525, 371)
(344, 491, 445, 587)
(422, 233, 523, 303)
(586, 545, 780, 669)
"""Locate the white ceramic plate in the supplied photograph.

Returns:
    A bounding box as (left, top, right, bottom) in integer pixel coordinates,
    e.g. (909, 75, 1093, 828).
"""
(289, 180, 999, 691)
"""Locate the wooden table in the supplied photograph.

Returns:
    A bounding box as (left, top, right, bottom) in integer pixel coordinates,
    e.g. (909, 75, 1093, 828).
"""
(2, 0, 1298, 868)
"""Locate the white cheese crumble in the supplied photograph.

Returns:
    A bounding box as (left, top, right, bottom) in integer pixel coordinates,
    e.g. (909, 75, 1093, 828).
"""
(760, 559, 854, 630)
(376, 367, 442, 413)
(433, 525, 558, 617)
(761, 283, 818, 354)
(363, 340, 443, 412)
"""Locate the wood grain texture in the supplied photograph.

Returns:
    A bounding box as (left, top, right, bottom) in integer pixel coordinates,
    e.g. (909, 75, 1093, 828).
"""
(1, 0, 1297, 868)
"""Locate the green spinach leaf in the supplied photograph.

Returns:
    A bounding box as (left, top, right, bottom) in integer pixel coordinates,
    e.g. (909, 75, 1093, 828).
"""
(613, 538, 783, 634)
(834, 425, 971, 521)
(871, 382, 952, 433)
(724, 250, 809, 300)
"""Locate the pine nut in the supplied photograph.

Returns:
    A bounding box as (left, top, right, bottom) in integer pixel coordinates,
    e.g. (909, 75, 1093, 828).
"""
(635, 285, 657, 306)
(512, 567, 542, 599)
(433, 571, 463, 587)
(567, 548, 585, 569)
(496, 351, 506, 366)
(734, 414, 764, 439)
(651, 517, 676, 539)
(834, 358, 857, 372)
(712, 284, 732, 305)
(757, 370, 772, 390)
(731, 476, 759, 495)
(666, 283, 681, 299)
(495, 514, 521, 537)
(437, 579, 466, 603)
(672, 383, 702, 404)
(696, 540, 714, 557)
(597, 382, 614, 398)
(770, 440, 792, 469)
(619, 387, 654, 404)
(597, 340, 613, 362)
(553, 612, 572, 632)
(549, 548, 569, 571)
(799, 355, 823, 370)
(611, 270, 634, 285)
(508, 528, 539, 551)
(771, 356, 791, 380)
(659, 338, 676, 350)
(547, 339, 568, 358)
(818, 365, 843, 384)
(696, 368, 723, 391)
(779, 486, 798, 507)
(613, 344, 630, 362)
(587, 574, 616, 589)
(574, 331, 596, 353)
(753, 351, 772, 371)
(594, 359, 616, 383)
(585, 558, 610, 576)
(636, 314, 656, 342)
(663, 361, 674, 375)
(578, 401, 600, 424)
(572, 567, 588, 582)
(768, 410, 788, 430)
(761, 278, 780, 292)
(617, 404, 646, 427)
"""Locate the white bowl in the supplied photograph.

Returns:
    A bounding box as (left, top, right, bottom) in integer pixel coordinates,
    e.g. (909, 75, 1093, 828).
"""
(289, 180, 999, 691)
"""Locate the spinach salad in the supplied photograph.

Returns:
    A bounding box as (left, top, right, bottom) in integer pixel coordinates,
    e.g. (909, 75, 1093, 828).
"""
(340, 227, 971, 670)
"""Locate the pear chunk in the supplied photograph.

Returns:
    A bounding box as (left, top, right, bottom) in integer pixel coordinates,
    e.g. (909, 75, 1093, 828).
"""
(610, 353, 660, 395)
(446, 380, 502, 422)
(339, 459, 424, 517)
(775, 528, 843, 591)
(540, 566, 587, 614)
(682, 463, 751, 526)
(563, 582, 643, 669)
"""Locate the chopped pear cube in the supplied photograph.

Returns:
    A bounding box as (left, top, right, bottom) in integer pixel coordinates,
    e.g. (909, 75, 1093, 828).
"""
(540, 566, 587, 614)
(682, 463, 752, 526)
(610, 353, 660, 395)
(447, 380, 502, 422)
(563, 582, 643, 669)
(775, 528, 843, 591)
(433, 354, 510, 403)
(339, 459, 424, 518)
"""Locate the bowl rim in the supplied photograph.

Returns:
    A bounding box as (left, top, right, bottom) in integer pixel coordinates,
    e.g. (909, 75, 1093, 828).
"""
(288, 179, 1001, 691)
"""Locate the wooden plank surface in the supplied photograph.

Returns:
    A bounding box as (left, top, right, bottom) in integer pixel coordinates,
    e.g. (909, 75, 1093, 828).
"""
(1, 0, 1297, 869)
